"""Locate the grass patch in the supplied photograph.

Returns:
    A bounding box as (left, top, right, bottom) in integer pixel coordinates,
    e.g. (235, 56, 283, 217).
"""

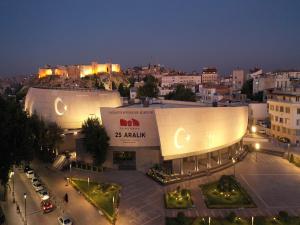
(200, 175, 255, 208)
(165, 187, 194, 209)
(70, 178, 121, 224)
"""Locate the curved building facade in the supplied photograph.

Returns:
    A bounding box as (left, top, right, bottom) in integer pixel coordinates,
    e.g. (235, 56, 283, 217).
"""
(25, 87, 122, 129)
(100, 103, 248, 172)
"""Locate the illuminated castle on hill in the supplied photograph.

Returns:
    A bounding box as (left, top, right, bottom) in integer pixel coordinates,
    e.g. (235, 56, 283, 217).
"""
(38, 61, 121, 79)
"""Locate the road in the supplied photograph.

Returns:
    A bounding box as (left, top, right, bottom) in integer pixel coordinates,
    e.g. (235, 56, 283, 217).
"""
(8, 167, 60, 225)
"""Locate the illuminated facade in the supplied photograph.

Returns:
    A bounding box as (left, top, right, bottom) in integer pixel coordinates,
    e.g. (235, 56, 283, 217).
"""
(268, 91, 300, 144)
(100, 103, 248, 172)
(24, 87, 122, 129)
(38, 62, 121, 79)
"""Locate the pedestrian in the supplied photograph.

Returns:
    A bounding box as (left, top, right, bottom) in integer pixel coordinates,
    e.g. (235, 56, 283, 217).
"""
(64, 193, 68, 203)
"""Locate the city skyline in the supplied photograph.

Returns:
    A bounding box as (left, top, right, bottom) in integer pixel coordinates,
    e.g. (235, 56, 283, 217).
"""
(1, 0, 300, 76)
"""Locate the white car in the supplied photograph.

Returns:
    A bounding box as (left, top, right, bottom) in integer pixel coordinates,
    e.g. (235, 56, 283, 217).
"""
(58, 216, 73, 225)
(38, 190, 50, 200)
(31, 177, 39, 184)
(26, 170, 35, 179)
(33, 182, 44, 192)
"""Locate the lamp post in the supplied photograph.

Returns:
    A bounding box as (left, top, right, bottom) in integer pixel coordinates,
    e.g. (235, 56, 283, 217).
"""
(287, 143, 291, 160)
(12, 170, 15, 203)
(24, 193, 27, 225)
(255, 143, 260, 162)
(232, 158, 236, 177)
(251, 216, 254, 225)
(251, 125, 257, 134)
(88, 177, 90, 190)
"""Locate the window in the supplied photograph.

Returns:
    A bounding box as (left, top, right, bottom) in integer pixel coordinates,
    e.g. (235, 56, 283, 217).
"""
(296, 97, 300, 102)
(285, 118, 289, 124)
(275, 116, 278, 122)
(276, 106, 279, 111)
(279, 118, 283, 123)
(277, 126, 280, 132)
(297, 119, 300, 126)
(286, 107, 290, 113)
(297, 108, 300, 114)
(280, 106, 284, 112)
(282, 127, 286, 133)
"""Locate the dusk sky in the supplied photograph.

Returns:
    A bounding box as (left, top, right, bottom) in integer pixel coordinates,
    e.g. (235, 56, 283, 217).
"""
(0, 0, 300, 76)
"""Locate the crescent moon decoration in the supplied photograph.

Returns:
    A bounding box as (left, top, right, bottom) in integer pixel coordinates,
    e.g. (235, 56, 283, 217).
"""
(54, 97, 67, 116)
(174, 128, 191, 149)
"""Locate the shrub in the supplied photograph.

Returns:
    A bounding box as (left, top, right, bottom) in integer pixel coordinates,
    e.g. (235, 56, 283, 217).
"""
(181, 189, 189, 197)
(289, 154, 294, 163)
(217, 175, 235, 192)
(278, 211, 289, 222)
(226, 211, 236, 223)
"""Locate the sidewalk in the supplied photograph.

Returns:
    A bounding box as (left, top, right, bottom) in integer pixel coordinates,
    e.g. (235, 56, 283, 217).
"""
(0, 186, 23, 225)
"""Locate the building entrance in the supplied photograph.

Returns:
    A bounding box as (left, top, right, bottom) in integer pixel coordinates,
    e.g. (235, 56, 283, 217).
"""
(113, 151, 136, 170)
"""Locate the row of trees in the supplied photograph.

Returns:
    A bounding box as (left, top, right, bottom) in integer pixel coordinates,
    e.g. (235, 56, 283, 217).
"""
(165, 84, 196, 102)
(0, 96, 63, 185)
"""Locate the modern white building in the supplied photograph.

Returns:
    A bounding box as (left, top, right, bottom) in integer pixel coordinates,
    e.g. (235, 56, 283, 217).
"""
(25, 88, 249, 174)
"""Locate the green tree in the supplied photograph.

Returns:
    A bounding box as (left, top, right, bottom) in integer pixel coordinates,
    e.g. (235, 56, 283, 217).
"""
(137, 75, 159, 98)
(112, 81, 117, 90)
(241, 79, 264, 102)
(241, 79, 253, 99)
(82, 117, 110, 165)
(118, 83, 130, 97)
(0, 96, 34, 184)
(29, 114, 63, 162)
(165, 84, 196, 102)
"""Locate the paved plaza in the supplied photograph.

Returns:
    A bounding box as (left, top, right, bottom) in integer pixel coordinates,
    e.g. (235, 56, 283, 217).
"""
(3, 151, 300, 225)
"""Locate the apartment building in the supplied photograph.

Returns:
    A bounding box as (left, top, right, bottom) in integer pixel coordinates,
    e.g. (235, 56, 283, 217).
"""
(161, 75, 202, 88)
(268, 91, 300, 144)
(201, 67, 219, 84)
(232, 69, 246, 91)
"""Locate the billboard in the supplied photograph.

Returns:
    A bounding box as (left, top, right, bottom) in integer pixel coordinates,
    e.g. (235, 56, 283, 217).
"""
(154, 107, 248, 160)
(100, 108, 160, 147)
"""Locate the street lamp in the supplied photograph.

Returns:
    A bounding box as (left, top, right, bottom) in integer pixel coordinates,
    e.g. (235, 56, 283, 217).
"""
(287, 143, 291, 160)
(255, 143, 260, 162)
(11, 170, 15, 203)
(251, 125, 257, 133)
(88, 177, 90, 190)
(232, 158, 236, 177)
(24, 193, 27, 225)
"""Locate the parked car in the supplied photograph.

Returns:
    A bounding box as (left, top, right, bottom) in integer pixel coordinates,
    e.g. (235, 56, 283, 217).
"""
(41, 199, 54, 213)
(23, 165, 32, 173)
(26, 170, 35, 179)
(278, 137, 290, 144)
(31, 177, 39, 184)
(33, 182, 44, 192)
(38, 190, 50, 200)
(58, 215, 73, 225)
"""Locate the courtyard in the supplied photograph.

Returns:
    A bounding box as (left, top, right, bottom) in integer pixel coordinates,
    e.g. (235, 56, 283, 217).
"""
(56, 151, 300, 224)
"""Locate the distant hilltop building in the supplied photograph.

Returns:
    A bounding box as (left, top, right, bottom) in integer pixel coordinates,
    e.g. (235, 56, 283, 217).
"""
(38, 61, 121, 79)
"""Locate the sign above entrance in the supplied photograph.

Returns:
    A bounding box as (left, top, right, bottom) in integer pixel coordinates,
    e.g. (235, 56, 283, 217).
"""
(100, 108, 160, 147)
